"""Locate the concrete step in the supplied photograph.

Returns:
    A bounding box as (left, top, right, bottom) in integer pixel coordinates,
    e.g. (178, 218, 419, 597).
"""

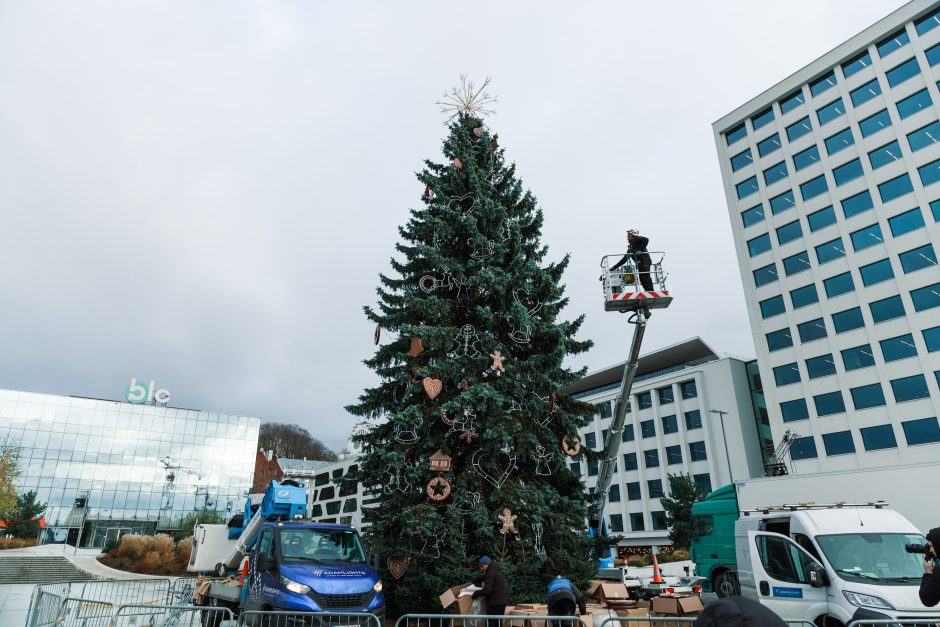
(0, 556, 96, 584)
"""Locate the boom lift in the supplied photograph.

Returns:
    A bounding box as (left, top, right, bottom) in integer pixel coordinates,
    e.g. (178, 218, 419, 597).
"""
(762, 429, 801, 477)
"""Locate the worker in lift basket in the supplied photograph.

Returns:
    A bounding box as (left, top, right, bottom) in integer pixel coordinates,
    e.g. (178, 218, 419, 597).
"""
(919, 527, 940, 606)
(546, 576, 586, 627)
(610, 230, 652, 291)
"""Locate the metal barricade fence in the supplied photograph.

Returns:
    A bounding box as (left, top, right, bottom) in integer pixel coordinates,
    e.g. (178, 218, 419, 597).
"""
(54, 597, 115, 627)
(170, 578, 200, 605)
(239, 610, 383, 627)
(396, 614, 589, 627)
(598, 617, 697, 626)
(80, 578, 173, 607)
(27, 588, 68, 627)
(846, 620, 940, 626)
(109, 603, 234, 626)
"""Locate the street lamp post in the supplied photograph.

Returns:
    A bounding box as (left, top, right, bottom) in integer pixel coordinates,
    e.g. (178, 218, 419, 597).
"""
(709, 409, 734, 484)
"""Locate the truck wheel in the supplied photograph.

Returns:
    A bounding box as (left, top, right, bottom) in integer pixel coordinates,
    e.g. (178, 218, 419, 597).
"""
(713, 571, 739, 598)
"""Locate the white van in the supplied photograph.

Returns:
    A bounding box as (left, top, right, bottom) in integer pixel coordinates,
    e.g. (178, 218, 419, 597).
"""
(735, 504, 940, 625)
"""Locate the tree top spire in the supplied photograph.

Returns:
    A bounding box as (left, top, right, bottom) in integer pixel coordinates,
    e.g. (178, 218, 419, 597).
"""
(436, 74, 497, 123)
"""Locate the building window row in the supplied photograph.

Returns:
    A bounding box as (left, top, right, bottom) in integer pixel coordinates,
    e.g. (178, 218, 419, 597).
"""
(789, 416, 940, 460)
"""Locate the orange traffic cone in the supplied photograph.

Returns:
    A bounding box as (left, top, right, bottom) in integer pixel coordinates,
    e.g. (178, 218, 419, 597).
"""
(651, 553, 665, 584)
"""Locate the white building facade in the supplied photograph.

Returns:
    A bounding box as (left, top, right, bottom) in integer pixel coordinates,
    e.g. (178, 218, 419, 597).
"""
(714, 0, 940, 473)
(566, 338, 768, 548)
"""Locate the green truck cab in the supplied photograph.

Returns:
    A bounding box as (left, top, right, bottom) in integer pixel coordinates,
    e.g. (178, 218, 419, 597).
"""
(690, 484, 740, 597)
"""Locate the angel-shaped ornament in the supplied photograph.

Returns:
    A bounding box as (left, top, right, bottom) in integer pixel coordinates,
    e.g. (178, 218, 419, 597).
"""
(535, 444, 554, 476)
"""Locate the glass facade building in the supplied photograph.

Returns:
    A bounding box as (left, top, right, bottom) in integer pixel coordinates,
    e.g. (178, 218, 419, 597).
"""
(714, 0, 940, 473)
(0, 388, 259, 547)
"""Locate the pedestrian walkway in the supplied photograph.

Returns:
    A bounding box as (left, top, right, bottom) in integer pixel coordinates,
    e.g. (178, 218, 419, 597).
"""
(0, 584, 38, 626)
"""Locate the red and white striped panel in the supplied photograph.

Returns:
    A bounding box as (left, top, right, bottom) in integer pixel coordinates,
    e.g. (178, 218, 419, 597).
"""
(610, 290, 670, 301)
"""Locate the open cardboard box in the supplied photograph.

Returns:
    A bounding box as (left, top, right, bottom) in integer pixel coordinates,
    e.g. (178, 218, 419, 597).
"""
(615, 608, 651, 627)
(440, 583, 483, 615)
(597, 583, 632, 606)
(650, 595, 704, 616)
(508, 608, 546, 627)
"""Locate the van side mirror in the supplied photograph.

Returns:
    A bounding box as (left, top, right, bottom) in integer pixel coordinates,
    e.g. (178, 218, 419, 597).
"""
(808, 563, 828, 588)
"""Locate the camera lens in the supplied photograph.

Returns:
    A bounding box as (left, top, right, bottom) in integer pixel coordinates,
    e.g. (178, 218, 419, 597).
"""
(905, 543, 929, 554)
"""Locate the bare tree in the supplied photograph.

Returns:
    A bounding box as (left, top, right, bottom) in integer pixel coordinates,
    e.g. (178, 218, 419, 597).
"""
(258, 423, 337, 461)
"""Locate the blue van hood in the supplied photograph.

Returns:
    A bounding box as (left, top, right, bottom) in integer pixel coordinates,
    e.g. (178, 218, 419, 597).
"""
(279, 562, 379, 595)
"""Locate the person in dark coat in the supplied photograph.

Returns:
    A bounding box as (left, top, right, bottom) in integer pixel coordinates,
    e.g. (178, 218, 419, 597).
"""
(472, 556, 507, 627)
(920, 527, 940, 606)
(692, 596, 786, 626)
(546, 576, 586, 627)
(610, 230, 653, 291)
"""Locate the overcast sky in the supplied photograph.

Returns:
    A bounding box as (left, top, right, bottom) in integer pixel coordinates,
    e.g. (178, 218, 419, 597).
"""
(0, 1, 908, 452)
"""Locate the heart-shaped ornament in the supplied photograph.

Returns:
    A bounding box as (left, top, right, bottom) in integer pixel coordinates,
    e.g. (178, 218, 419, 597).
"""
(473, 127, 484, 138)
(447, 194, 476, 216)
(471, 448, 517, 488)
(422, 377, 443, 399)
(387, 556, 410, 580)
(453, 157, 463, 169)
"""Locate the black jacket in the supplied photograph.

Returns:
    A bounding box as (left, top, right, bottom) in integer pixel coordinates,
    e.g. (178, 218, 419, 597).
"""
(691, 596, 786, 626)
(610, 235, 651, 272)
(472, 562, 508, 605)
(920, 527, 940, 606)
(547, 578, 586, 615)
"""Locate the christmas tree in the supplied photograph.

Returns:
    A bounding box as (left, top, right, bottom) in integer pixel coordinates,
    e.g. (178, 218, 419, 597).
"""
(346, 78, 597, 613)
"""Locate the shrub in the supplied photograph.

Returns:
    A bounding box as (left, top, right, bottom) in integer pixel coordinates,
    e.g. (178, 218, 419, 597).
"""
(99, 533, 195, 576)
(627, 556, 646, 568)
(0, 538, 36, 550)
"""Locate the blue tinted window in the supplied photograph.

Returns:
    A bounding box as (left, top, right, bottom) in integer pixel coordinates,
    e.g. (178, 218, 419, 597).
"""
(770, 190, 796, 214)
(907, 121, 940, 152)
(800, 175, 828, 201)
(658, 386, 674, 405)
(648, 480, 664, 498)
(849, 223, 883, 251)
(752, 107, 775, 130)
(793, 145, 820, 171)
(798, 318, 827, 343)
(790, 436, 818, 460)
(741, 204, 765, 227)
(888, 207, 925, 236)
(824, 271, 855, 298)
(918, 158, 940, 187)
(824, 128, 855, 155)
(868, 141, 902, 169)
(877, 29, 909, 57)
(833, 158, 864, 185)
(766, 328, 793, 351)
(832, 306, 865, 333)
(637, 391, 652, 409)
(783, 251, 811, 276)
(736, 176, 759, 199)
(644, 449, 660, 467)
(781, 399, 810, 422)
(902, 417, 940, 445)
(623, 452, 637, 469)
(808, 205, 837, 231)
(891, 374, 930, 402)
(661, 414, 678, 434)
(726, 123, 747, 145)
(681, 380, 697, 398)
(585, 432, 597, 449)
(815, 238, 846, 264)
(760, 295, 786, 319)
(814, 391, 846, 416)
(609, 484, 620, 502)
(880, 333, 918, 362)
(860, 424, 898, 451)
(842, 344, 875, 371)
(927, 43, 940, 66)
(747, 233, 772, 257)
(841, 190, 874, 218)
(786, 116, 813, 142)
(779, 90, 805, 114)
(897, 89, 932, 119)
(860, 258, 895, 286)
(806, 354, 836, 379)
(757, 133, 782, 157)
(879, 173, 913, 202)
(851, 383, 887, 409)
(842, 51, 872, 78)
(924, 326, 940, 352)
(932, 199, 940, 221)
(776, 220, 803, 245)
(860, 109, 892, 137)
(773, 362, 801, 386)
(641, 419, 655, 438)
(627, 482, 641, 500)
(688, 441, 707, 462)
(822, 431, 855, 456)
(817, 98, 846, 125)
(622, 424, 634, 442)
(916, 9, 940, 35)
(731, 148, 754, 171)
(850, 79, 882, 107)
(870, 295, 905, 322)
(886, 57, 920, 87)
(900, 244, 938, 273)
(685, 410, 702, 430)
(753, 263, 778, 287)
(763, 161, 788, 185)
(810, 71, 837, 96)
(790, 284, 819, 309)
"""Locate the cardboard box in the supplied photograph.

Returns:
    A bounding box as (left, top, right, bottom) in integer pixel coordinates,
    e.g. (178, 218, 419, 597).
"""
(587, 608, 618, 627)
(596, 583, 631, 605)
(586, 580, 606, 599)
(615, 608, 650, 627)
(508, 609, 545, 627)
(650, 595, 704, 616)
(440, 583, 481, 615)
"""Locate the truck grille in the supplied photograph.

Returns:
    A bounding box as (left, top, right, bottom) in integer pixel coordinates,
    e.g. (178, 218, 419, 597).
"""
(309, 590, 375, 610)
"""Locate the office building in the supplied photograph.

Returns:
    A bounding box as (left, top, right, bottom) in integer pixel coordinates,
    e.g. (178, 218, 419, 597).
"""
(714, 0, 940, 473)
(0, 387, 259, 547)
(564, 338, 768, 549)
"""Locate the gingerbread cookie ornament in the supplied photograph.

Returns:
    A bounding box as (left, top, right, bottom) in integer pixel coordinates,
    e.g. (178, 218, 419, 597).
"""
(482, 349, 506, 379)
(498, 507, 518, 535)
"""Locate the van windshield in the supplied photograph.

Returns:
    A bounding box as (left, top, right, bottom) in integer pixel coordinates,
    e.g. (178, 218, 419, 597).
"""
(279, 528, 367, 565)
(816, 533, 926, 584)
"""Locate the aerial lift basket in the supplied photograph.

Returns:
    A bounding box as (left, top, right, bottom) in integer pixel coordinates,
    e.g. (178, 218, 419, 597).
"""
(600, 252, 673, 312)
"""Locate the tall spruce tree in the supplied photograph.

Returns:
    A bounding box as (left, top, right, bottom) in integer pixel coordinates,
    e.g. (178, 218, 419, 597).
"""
(346, 80, 596, 613)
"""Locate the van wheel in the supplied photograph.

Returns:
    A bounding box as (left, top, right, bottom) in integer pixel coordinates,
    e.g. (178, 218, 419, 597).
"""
(713, 571, 740, 597)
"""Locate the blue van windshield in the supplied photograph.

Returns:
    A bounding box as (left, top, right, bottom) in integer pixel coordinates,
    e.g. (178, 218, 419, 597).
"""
(279, 528, 367, 565)
(816, 533, 925, 583)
